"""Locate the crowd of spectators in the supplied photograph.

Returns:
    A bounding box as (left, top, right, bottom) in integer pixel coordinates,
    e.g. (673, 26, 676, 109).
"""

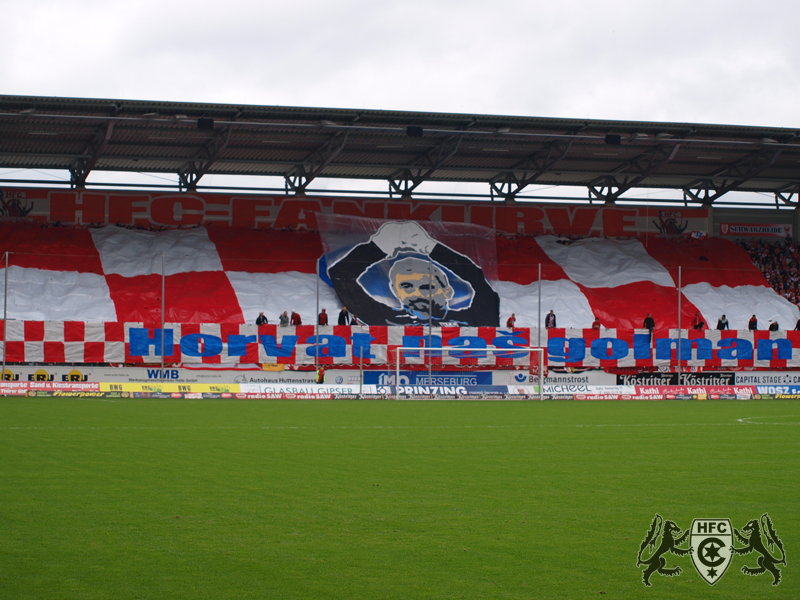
(738, 238, 800, 306)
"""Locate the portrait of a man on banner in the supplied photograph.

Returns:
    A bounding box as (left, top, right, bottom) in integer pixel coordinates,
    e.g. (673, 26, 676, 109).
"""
(320, 217, 500, 327)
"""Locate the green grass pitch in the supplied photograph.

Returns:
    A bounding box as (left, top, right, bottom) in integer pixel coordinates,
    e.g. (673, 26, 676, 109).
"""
(0, 397, 797, 599)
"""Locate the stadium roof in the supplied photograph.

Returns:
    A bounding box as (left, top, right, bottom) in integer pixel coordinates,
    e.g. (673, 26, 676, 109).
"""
(1, 94, 799, 207)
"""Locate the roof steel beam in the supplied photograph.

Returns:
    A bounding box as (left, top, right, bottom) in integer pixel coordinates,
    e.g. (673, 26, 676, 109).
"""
(587, 143, 681, 205)
(683, 147, 784, 205)
(69, 120, 116, 189)
(284, 131, 350, 195)
(775, 182, 800, 206)
(177, 124, 235, 191)
(388, 136, 463, 198)
(488, 139, 573, 202)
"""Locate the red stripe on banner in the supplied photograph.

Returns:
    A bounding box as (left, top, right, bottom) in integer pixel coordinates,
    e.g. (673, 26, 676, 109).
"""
(496, 236, 568, 284)
(475, 327, 497, 350)
(220, 323, 241, 343)
(5, 341, 24, 361)
(25, 321, 44, 342)
(404, 326, 426, 339)
(577, 281, 701, 330)
(753, 331, 770, 344)
(43, 341, 65, 362)
(332, 325, 351, 340)
(83, 342, 105, 363)
(105, 322, 125, 342)
(244, 342, 259, 364)
(439, 327, 462, 347)
(583, 327, 601, 345)
(368, 326, 387, 345)
(0, 321, 4, 340)
(105, 272, 245, 325)
(512, 328, 532, 346)
(180, 323, 201, 336)
(295, 325, 315, 343)
(64, 321, 85, 342)
(788, 330, 800, 348)
(0, 223, 105, 274)
(206, 227, 322, 274)
(643, 237, 768, 287)
(260, 324, 278, 336)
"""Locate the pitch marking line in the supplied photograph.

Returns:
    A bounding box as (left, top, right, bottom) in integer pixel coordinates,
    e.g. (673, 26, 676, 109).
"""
(737, 415, 800, 425)
(3, 419, 799, 431)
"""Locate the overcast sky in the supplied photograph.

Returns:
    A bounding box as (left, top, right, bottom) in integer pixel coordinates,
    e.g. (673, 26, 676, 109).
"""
(3, 0, 799, 199)
(4, 0, 798, 127)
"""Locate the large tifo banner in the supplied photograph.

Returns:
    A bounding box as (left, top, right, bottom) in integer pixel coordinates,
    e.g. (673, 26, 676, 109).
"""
(318, 214, 500, 327)
(2, 322, 800, 368)
(3, 188, 709, 236)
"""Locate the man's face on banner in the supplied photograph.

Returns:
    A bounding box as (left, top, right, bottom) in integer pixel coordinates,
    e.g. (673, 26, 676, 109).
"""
(390, 257, 453, 320)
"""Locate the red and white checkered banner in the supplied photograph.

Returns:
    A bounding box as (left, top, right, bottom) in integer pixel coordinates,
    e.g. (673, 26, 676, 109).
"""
(1, 322, 800, 367)
(546, 327, 800, 368)
(1, 211, 797, 335)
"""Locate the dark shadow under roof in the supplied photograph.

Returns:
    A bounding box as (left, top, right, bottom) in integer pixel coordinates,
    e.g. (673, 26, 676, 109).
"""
(1, 95, 799, 205)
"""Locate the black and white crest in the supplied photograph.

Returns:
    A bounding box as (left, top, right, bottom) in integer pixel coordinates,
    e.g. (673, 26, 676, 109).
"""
(690, 519, 733, 585)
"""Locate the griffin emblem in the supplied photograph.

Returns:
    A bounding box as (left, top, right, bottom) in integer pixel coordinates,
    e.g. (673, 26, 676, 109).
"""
(637, 514, 692, 586)
(731, 513, 786, 586)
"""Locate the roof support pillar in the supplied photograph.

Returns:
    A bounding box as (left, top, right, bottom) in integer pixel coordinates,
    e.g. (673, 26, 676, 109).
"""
(488, 139, 573, 203)
(388, 136, 462, 199)
(285, 131, 350, 195)
(683, 147, 783, 206)
(70, 121, 116, 189)
(178, 125, 234, 192)
(587, 144, 680, 205)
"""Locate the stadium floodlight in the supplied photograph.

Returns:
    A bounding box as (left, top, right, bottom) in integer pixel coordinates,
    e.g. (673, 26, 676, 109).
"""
(391, 346, 545, 401)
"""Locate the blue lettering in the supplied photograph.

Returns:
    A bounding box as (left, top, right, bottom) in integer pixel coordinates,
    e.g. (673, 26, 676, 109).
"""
(590, 337, 629, 360)
(228, 334, 257, 357)
(402, 335, 442, 359)
(633, 333, 651, 360)
(305, 335, 347, 358)
(655, 338, 712, 361)
(259, 335, 298, 358)
(492, 332, 528, 359)
(446, 336, 487, 359)
(547, 337, 586, 363)
(492, 331, 528, 358)
(351, 333, 376, 360)
(146, 369, 180, 379)
(717, 338, 752, 360)
(129, 328, 174, 357)
(180, 333, 223, 357)
(757, 339, 792, 361)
